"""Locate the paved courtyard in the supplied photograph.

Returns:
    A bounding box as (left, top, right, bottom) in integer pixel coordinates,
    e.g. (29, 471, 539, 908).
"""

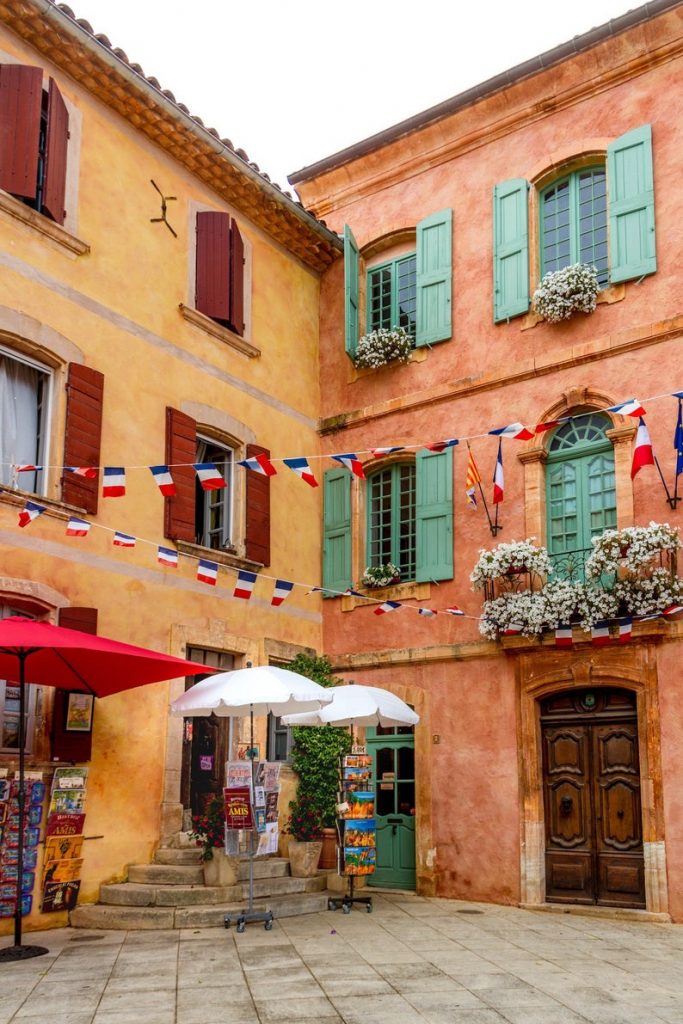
(2, 893, 683, 1023)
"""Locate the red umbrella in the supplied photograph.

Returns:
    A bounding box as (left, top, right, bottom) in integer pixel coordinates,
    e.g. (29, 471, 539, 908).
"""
(0, 616, 209, 963)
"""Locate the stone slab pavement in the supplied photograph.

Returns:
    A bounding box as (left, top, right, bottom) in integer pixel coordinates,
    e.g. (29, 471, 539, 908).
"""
(2, 893, 683, 1023)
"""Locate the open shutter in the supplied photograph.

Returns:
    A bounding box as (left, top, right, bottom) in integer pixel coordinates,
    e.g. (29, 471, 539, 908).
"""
(607, 124, 656, 283)
(493, 178, 529, 322)
(0, 64, 42, 199)
(415, 449, 453, 582)
(245, 443, 270, 566)
(42, 78, 69, 225)
(323, 468, 352, 593)
(62, 363, 104, 514)
(229, 219, 245, 336)
(164, 407, 196, 543)
(53, 607, 97, 762)
(196, 211, 231, 323)
(344, 224, 360, 359)
(416, 208, 452, 346)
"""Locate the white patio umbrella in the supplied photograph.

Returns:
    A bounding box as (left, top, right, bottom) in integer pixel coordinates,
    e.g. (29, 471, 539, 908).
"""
(281, 683, 419, 729)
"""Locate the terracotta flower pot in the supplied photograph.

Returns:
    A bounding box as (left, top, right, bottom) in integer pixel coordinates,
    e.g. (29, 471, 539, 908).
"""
(288, 840, 323, 878)
(202, 850, 238, 888)
(318, 827, 337, 871)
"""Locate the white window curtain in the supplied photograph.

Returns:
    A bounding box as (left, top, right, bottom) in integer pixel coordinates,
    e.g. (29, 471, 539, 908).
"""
(0, 352, 45, 488)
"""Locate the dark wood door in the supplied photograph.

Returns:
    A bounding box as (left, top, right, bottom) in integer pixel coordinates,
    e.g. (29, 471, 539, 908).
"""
(542, 688, 645, 909)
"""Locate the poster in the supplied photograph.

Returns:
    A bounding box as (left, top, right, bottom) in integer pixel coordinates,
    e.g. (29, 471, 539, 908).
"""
(265, 792, 279, 823)
(263, 762, 282, 792)
(65, 693, 94, 732)
(44, 835, 84, 862)
(46, 813, 85, 837)
(254, 808, 266, 833)
(223, 786, 254, 830)
(41, 768, 87, 915)
(235, 742, 260, 761)
(43, 858, 83, 884)
(225, 761, 253, 793)
(41, 880, 81, 913)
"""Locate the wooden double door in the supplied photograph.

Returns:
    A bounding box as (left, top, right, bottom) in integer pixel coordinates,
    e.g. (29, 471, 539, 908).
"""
(541, 688, 645, 909)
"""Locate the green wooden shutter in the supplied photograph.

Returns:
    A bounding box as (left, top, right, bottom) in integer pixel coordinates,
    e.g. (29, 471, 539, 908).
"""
(344, 224, 360, 358)
(415, 449, 453, 582)
(323, 468, 352, 593)
(416, 208, 452, 347)
(607, 124, 656, 283)
(492, 179, 529, 322)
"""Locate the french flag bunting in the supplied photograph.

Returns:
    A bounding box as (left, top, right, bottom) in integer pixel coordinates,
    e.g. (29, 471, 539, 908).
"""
(489, 423, 535, 441)
(344, 588, 364, 598)
(492, 440, 504, 504)
(237, 454, 277, 477)
(662, 603, 683, 618)
(102, 467, 126, 497)
(503, 622, 523, 636)
(631, 417, 655, 479)
(331, 453, 365, 479)
(674, 398, 683, 479)
(66, 516, 91, 537)
(618, 617, 633, 643)
(149, 465, 176, 497)
(65, 466, 98, 479)
(534, 419, 566, 435)
(555, 624, 573, 647)
(283, 457, 319, 488)
(113, 531, 136, 548)
(18, 500, 46, 528)
(591, 621, 611, 646)
(194, 463, 226, 491)
(307, 586, 328, 595)
(157, 546, 178, 568)
(197, 559, 218, 586)
(234, 569, 257, 600)
(426, 439, 459, 453)
(418, 608, 437, 618)
(638, 612, 662, 622)
(15, 464, 42, 473)
(271, 579, 294, 606)
(371, 447, 404, 457)
(445, 606, 465, 617)
(607, 398, 646, 418)
(374, 600, 401, 616)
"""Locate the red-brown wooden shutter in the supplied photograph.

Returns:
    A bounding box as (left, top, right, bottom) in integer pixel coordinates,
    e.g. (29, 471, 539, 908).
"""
(195, 211, 231, 324)
(164, 407, 196, 542)
(229, 219, 245, 336)
(245, 443, 271, 566)
(0, 64, 42, 199)
(53, 607, 98, 762)
(62, 363, 104, 514)
(42, 78, 69, 225)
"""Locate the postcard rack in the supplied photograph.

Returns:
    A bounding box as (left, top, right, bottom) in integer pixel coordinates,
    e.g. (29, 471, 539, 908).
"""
(328, 753, 374, 915)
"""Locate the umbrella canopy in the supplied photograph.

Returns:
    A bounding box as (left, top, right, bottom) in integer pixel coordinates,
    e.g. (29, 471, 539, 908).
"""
(170, 664, 334, 718)
(281, 683, 419, 729)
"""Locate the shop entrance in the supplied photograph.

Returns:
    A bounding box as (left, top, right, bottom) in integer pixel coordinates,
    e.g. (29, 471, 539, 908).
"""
(180, 648, 235, 821)
(541, 687, 645, 908)
(367, 725, 416, 889)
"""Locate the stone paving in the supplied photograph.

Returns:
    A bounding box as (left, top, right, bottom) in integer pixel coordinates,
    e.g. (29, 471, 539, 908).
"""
(3, 893, 683, 1023)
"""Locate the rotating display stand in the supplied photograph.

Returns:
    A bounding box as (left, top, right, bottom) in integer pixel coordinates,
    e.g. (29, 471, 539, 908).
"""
(328, 753, 375, 915)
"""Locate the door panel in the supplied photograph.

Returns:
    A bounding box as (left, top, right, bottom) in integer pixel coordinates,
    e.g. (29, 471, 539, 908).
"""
(369, 734, 416, 889)
(593, 723, 645, 907)
(543, 725, 593, 902)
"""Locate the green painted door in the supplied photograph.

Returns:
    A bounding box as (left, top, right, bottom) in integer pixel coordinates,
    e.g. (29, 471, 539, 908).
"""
(367, 727, 416, 889)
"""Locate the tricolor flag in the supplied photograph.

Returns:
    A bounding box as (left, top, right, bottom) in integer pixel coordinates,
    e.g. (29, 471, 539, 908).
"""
(65, 466, 98, 479)
(638, 612, 662, 622)
(149, 465, 176, 496)
(344, 588, 364, 598)
(426, 439, 459, 453)
(371, 447, 404, 458)
(66, 516, 91, 537)
(307, 586, 329, 595)
(418, 608, 437, 618)
(492, 440, 504, 504)
(591, 621, 611, 646)
(102, 467, 126, 497)
(534, 419, 565, 435)
(374, 600, 401, 616)
(283, 457, 319, 488)
(237, 454, 277, 477)
(618, 617, 633, 643)
(503, 623, 523, 636)
(465, 449, 481, 507)
(15, 464, 42, 473)
(489, 423, 535, 441)
(271, 579, 294, 606)
(113, 531, 136, 548)
(193, 463, 226, 491)
(607, 398, 646, 418)
(444, 606, 465, 617)
(197, 559, 218, 585)
(674, 398, 683, 480)
(18, 500, 46, 528)
(331, 453, 365, 479)
(662, 603, 683, 618)
(555, 624, 573, 648)
(234, 569, 257, 600)
(631, 417, 655, 479)
(157, 545, 178, 568)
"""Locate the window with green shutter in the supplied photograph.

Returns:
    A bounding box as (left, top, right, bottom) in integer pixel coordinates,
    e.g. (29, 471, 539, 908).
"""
(367, 254, 417, 343)
(366, 463, 417, 580)
(323, 468, 352, 593)
(540, 168, 609, 287)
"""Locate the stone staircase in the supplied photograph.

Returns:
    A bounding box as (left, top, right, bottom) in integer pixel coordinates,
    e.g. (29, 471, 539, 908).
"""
(70, 847, 329, 930)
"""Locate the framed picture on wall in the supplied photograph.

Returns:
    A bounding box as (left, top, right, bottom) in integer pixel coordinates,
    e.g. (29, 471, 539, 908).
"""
(65, 693, 94, 733)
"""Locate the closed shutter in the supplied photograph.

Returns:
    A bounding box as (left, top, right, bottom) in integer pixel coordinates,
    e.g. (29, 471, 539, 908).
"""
(245, 443, 270, 565)
(415, 449, 453, 582)
(195, 211, 231, 323)
(53, 606, 97, 762)
(62, 363, 104, 514)
(0, 64, 42, 199)
(229, 219, 245, 336)
(607, 124, 656, 283)
(42, 78, 69, 225)
(323, 468, 352, 593)
(344, 224, 360, 359)
(416, 208, 452, 346)
(164, 407, 196, 542)
(493, 178, 530, 322)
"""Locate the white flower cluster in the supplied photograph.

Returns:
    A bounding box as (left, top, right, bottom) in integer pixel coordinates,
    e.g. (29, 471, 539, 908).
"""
(362, 563, 400, 589)
(353, 327, 412, 369)
(479, 581, 619, 639)
(614, 569, 683, 617)
(533, 263, 600, 324)
(585, 522, 680, 579)
(470, 538, 552, 589)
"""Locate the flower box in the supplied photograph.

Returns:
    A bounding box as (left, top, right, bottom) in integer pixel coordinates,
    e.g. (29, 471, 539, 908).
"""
(533, 263, 600, 324)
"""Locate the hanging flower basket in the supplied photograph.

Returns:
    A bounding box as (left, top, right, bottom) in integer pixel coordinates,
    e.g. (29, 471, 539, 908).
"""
(470, 539, 551, 589)
(353, 327, 412, 369)
(362, 563, 401, 589)
(533, 263, 600, 324)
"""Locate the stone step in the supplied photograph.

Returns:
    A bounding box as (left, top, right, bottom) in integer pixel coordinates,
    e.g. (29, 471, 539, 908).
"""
(237, 857, 290, 881)
(127, 863, 204, 886)
(100, 874, 325, 908)
(154, 848, 203, 866)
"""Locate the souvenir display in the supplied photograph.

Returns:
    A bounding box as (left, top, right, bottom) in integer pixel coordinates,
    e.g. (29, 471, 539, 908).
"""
(42, 768, 87, 913)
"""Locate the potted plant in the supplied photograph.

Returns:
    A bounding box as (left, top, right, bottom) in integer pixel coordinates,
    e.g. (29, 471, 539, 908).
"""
(353, 326, 412, 369)
(285, 793, 324, 877)
(532, 262, 600, 323)
(189, 795, 238, 888)
(362, 563, 401, 589)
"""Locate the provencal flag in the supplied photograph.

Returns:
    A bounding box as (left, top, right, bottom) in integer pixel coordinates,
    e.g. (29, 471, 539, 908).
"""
(18, 500, 46, 528)
(197, 559, 218, 585)
(238, 454, 277, 477)
(66, 517, 91, 537)
(149, 465, 176, 496)
(271, 579, 294, 606)
(193, 463, 226, 491)
(157, 546, 178, 568)
(102, 467, 126, 497)
(234, 570, 257, 600)
(373, 600, 401, 616)
(331, 453, 365, 479)
(283, 457, 319, 488)
(465, 449, 481, 507)
(113, 531, 136, 548)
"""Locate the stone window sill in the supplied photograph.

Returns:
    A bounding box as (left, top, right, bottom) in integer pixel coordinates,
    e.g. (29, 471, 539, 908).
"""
(179, 304, 260, 358)
(520, 283, 626, 331)
(341, 579, 430, 611)
(175, 539, 263, 573)
(0, 485, 90, 519)
(0, 190, 90, 257)
(349, 347, 427, 383)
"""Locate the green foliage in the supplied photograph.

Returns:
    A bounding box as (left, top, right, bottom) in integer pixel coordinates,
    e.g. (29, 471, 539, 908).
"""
(189, 795, 224, 861)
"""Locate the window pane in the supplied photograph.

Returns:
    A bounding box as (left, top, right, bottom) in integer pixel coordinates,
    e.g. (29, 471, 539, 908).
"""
(195, 439, 234, 549)
(368, 266, 392, 332)
(577, 169, 609, 286)
(0, 351, 48, 492)
(368, 463, 416, 580)
(397, 255, 417, 341)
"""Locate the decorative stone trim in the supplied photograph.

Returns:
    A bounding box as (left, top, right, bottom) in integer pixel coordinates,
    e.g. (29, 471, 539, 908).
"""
(0, 190, 90, 256)
(179, 304, 261, 358)
(175, 540, 262, 572)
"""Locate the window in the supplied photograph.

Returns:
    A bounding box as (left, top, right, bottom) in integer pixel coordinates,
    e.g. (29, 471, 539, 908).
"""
(195, 436, 234, 550)
(0, 606, 40, 754)
(267, 714, 293, 762)
(0, 347, 50, 494)
(367, 463, 416, 581)
(195, 211, 245, 336)
(367, 254, 417, 342)
(541, 168, 608, 287)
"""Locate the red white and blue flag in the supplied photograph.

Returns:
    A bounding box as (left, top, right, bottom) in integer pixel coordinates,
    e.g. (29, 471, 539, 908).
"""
(591, 621, 611, 646)
(237, 454, 277, 477)
(113, 532, 136, 548)
(66, 516, 91, 537)
(344, 588, 364, 598)
(445, 606, 465, 617)
(331, 453, 365, 478)
(65, 466, 98, 478)
(197, 559, 218, 585)
(426, 439, 459, 453)
(149, 465, 176, 496)
(674, 397, 683, 480)
(489, 423, 535, 441)
(492, 440, 504, 504)
(631, 417, 655, 479)
(662, 603, 683, 618)
(374, 600, 401, 616)
(555, 624, 573, 647)
(157, 546, 178, 568)
(234, 569, 257, 600)
(103, 467, 126, 497)
(418, 608, 437, 618)
(283, 457, 319, 488)
(194, 463, 226, 491)
(271, 579, 294, 606)
(607, 399, 646, 418)
(618, 617, 633, 642)
(307, 586, 329, 595)
(18, 500, 46, 528)
(534, 419, 566, 435)
(503, 623, 523, 636)
(15, 464, 42, 473)
(371, 447, 404, 457)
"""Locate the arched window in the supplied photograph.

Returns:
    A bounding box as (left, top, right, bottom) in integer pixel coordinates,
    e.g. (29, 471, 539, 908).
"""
(367, 462, 417, 582)
(546, 413, 616, 579)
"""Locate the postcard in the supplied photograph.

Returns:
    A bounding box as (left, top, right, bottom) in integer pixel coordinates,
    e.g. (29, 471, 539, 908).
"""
(265, 791, 279, 823)
(254, 786, 265, 808)
(225, 761, 253, 794)
(343, 819, 377, 848)
(223, 786, 254, 830)
(254, 808, 266, 834)
(344, 791, 375, 819)
(263, 762, 282, 792)
(43, 858, 83, 884)
(41, 880, 80, 913)
(343, 846, 376, 875)
(49, 790, 85, 815)
(44, 835, 84, 863)
(46, 813, 85, 837)
(53, 767, 88, 790)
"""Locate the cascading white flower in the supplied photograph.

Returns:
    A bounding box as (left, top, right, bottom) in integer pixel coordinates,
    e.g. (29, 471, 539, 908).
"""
(353, 327, 412, 369)
(533, 263, 599, 324)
